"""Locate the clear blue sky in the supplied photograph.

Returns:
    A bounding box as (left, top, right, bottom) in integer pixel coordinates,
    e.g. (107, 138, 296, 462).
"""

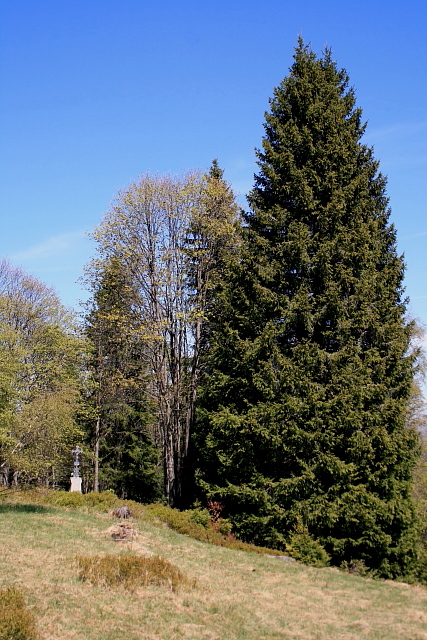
(1, 0, 426, 334)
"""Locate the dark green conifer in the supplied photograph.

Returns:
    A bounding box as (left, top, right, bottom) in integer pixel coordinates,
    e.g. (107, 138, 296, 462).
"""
(195, 40, 419, 578)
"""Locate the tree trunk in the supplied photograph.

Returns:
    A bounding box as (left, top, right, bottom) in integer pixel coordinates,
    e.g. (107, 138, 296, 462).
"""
(94, 414, 100, 492)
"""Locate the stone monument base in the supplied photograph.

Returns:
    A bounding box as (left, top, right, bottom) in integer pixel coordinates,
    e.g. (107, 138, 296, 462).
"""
(70, 476, 82, 493)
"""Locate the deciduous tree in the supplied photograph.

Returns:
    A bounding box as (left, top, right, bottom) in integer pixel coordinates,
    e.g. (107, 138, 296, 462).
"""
(0, 259, 84, 486)
(87, 167, 239, 505)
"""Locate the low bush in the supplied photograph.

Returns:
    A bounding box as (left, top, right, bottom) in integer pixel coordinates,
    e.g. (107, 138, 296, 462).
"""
(340, 559, 370, 576)
(0, 488, 121, 512)
(49, 490, 119, 509)
(188, 506, 211, 528)
(285, 522, 330, 567)
(0, 586, 38, 640)
(0, 487, 146, 522)
(76, 554, 188, 592)
(414, 545, 427, 585)
(144, 504, 282, 556)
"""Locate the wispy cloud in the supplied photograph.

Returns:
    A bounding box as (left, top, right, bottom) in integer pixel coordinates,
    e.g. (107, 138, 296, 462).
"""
(10, 231, 89, 263)
(402, 231, 427, 240)
(366, 120, 427, 141)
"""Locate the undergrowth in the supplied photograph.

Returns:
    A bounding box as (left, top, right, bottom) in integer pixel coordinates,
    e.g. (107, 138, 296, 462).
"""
(0, 488, 130, 513)
(75, 554, 189, 592)
(285, 521, 330, 567)
(41, 489, 120, 510)
(0, 586, 38, 640)
(144, 503, 283, 556)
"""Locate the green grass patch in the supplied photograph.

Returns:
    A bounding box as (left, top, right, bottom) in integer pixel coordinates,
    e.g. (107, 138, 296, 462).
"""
(0, 586, 38, 640)
(0, 504, 53, 515)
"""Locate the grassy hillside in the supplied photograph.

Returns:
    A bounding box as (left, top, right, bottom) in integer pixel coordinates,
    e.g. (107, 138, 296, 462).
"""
(0, 491, 426, 640)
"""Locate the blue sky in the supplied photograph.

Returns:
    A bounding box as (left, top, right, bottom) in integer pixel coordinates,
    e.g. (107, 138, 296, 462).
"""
(1, 0, 426, 336)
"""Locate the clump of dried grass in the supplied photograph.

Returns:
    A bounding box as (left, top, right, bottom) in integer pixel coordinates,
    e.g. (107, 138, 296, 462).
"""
(75, 554, 189, 592)
(111, 505, 133, 519)
(109, 522, 136, 541)
(0, 585, 39, 640)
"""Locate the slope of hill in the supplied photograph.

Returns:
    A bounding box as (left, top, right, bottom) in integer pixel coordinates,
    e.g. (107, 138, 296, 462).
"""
(0, 492, 426, 640)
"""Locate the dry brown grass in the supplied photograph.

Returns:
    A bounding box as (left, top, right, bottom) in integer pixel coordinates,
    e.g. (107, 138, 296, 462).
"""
(75, 554, 189, 592)
(0, 493, 426, 639)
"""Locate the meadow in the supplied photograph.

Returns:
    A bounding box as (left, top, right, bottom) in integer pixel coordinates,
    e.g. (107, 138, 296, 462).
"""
(0, 490, 426, 640)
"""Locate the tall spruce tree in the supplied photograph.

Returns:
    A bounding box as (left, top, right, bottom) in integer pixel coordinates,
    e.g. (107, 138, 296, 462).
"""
(195, 40, 419, 578)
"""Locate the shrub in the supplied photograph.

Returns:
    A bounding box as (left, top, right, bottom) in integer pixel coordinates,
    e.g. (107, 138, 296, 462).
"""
(0, 586, 38, 640)
(217, 519, 233, 536)
(285, 522, 330, 567)
(0, 488, 126, 514)
(414, 545, 427, 585)
(340, 559, 370, 576)
(189, 507, 211, 528)
(76, 555, 188, 592)
(50, 490, 119, 509)
(144, 504, 282, 555)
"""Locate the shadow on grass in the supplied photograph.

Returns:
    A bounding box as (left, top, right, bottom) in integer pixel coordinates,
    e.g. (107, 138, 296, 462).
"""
(0, 503, 54, 514)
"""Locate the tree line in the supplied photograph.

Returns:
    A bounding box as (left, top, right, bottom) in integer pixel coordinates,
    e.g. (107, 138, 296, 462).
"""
(1, 40, 426, 580)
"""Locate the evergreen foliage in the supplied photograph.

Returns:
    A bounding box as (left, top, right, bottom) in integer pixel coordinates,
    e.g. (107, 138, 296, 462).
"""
(83, 258, 162, 502)
(195, 40, 419, 578)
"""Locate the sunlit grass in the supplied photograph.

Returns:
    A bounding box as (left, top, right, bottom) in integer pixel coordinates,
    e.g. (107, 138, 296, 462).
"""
(0, 489, 426, 639)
